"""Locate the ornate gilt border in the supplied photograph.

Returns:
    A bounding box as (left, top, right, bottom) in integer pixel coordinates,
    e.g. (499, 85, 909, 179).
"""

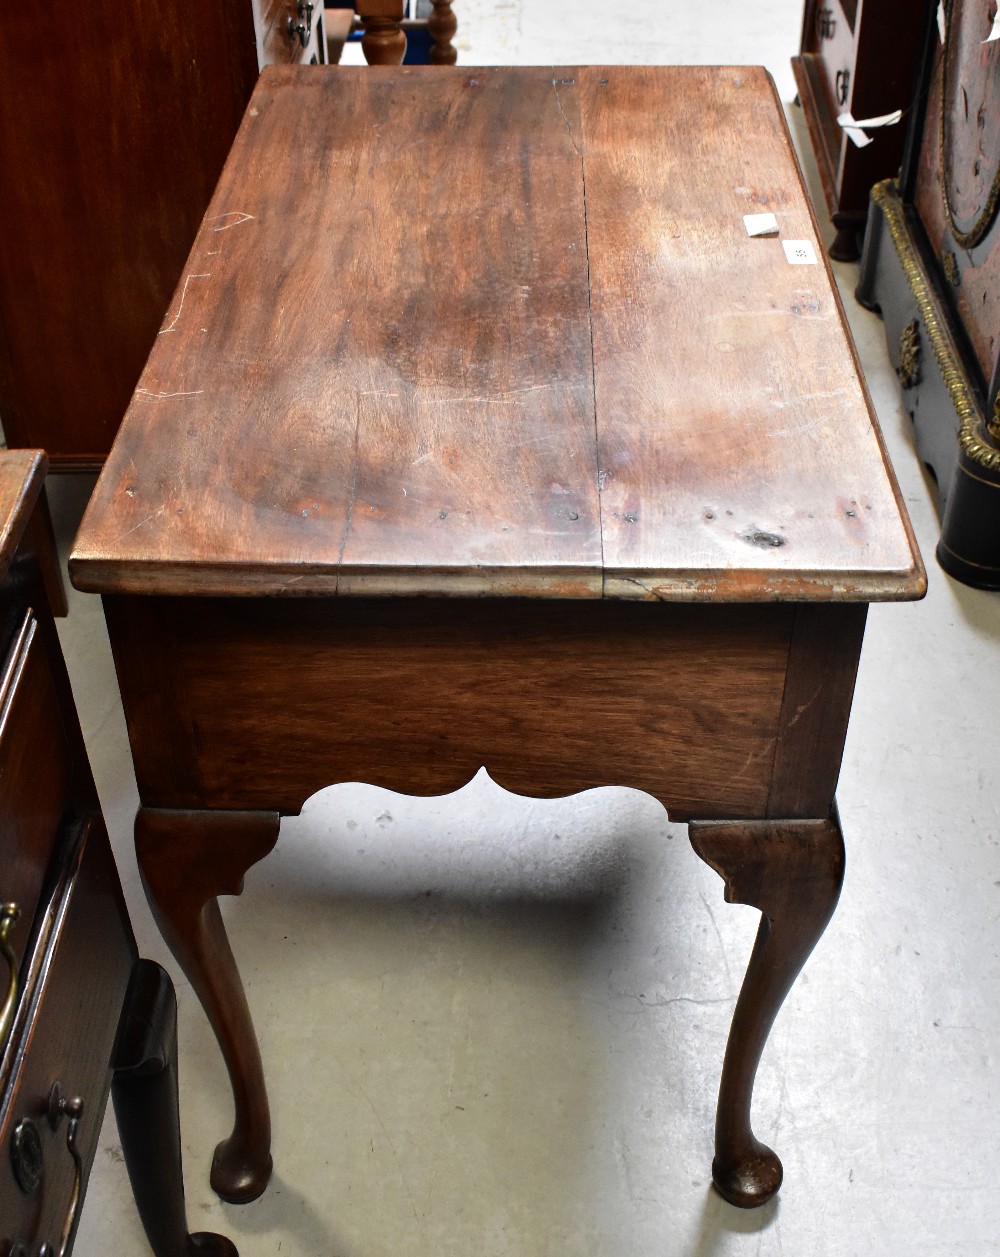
(939, 1, 1000, 249)
(870, 179, 1000, 472)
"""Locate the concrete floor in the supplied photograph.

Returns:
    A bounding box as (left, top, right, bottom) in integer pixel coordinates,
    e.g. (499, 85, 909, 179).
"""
(57, 4, 1000, 1255)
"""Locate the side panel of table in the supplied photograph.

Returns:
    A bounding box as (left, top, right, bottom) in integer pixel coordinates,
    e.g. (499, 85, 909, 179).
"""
(104, 596, 865, 823)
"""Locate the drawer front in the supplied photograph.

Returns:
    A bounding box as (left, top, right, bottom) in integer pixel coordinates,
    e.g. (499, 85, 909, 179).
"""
(257, 0, 326, 66)
(0, 612, 74, 983)
(0, 816, 134, 1250)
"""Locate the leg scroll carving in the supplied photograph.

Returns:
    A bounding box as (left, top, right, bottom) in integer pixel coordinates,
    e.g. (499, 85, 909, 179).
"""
(688, 814, 845, 1207)
(135, 808, 281, 1205)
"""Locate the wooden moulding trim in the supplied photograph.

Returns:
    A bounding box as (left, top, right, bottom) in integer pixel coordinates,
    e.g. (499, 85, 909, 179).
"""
(0, 449, 47, 583)
(602, 567, 923, 603)
(68, 558, 925, 602)
(870, 179, 1000, 472)
(791, 54, 842, 220)
(68, 560, 604, 600)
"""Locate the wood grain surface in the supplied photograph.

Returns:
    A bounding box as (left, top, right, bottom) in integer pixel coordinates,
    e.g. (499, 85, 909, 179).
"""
(0, 4, 262, 466)
(105, 596, 796, 821)
(0, 451, 45, 582)
(71, 65, 923, 603)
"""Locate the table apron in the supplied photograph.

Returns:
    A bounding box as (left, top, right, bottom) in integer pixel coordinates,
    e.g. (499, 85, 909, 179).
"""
(103, 596, 867, 823)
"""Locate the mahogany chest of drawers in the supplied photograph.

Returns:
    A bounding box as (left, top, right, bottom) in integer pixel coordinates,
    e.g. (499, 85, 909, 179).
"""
(0, 452, 232, 1255)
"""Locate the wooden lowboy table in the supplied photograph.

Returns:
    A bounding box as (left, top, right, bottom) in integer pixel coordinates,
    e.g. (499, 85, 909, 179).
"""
(70, 65, 924, 1211)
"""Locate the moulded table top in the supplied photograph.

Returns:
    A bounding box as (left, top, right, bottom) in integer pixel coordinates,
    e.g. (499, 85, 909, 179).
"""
(70, 64, 924, 602)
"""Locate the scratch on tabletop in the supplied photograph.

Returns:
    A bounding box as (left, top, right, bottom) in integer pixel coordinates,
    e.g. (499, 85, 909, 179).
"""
(159, 273, 211, 335)
(206, 211, 256, 232)
(550, 70, 582, 158)
(785, 681, 824, 732)
(135, 388, 205, 400)
(115, 506, 166, 543)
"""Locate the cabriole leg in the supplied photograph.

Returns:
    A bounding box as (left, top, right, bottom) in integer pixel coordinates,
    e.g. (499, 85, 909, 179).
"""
(688, 814, 845, 1207)
(135, 808, 280, 1204)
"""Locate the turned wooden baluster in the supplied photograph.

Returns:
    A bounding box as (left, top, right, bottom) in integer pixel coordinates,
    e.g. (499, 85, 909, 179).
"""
(428, 1, 458, 64)
(360, 1, 407, 65)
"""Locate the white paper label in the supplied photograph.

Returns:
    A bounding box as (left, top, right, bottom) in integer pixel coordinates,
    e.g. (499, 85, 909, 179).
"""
(837, 109, 902, 148)
(743, 212, 779, 237)
(937, 1, 946, 42)
(782, 240, 818, 265)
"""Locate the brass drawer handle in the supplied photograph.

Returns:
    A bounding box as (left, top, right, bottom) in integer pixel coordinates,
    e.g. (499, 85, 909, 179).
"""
(0, 901, 20, 1047)
(46, 1083, 86, 1257)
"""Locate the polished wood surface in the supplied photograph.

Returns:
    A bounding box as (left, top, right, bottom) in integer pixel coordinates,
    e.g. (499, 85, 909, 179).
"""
(689, 815, 845, 1207)
(72, 65, 922, 602)
(0, 452, 46, 574)
(108, 597, 795, 820)
(135, 809, 281, 1205)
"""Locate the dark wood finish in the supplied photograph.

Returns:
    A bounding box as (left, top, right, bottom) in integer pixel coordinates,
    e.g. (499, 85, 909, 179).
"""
(857, 2, 1000, 588)
(72, 67, 922, 605)
(0, 451, 234, 1253)
(70, 67, 924, 1210)
(135, 809, 281, 1204)
(351, 3, 458, 66)
(0, 2, 325, 469)
(792, 0, 930, 259)
(0, 614, 74, 975)
(766, 602, 867, 817)
(112, 961, 239, 1256)
(688, 815, 845, 1207)
(110, 597, 793, 820)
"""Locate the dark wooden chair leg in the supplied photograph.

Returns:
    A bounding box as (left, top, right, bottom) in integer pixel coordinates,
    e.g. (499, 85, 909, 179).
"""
(135, 808, 281, 1205)
(688, 814, 845, 1208)
(113, 960, 238, 1256)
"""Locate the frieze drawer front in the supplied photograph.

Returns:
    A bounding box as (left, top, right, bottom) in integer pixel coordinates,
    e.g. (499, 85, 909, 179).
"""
(0, 612, 74, 982)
